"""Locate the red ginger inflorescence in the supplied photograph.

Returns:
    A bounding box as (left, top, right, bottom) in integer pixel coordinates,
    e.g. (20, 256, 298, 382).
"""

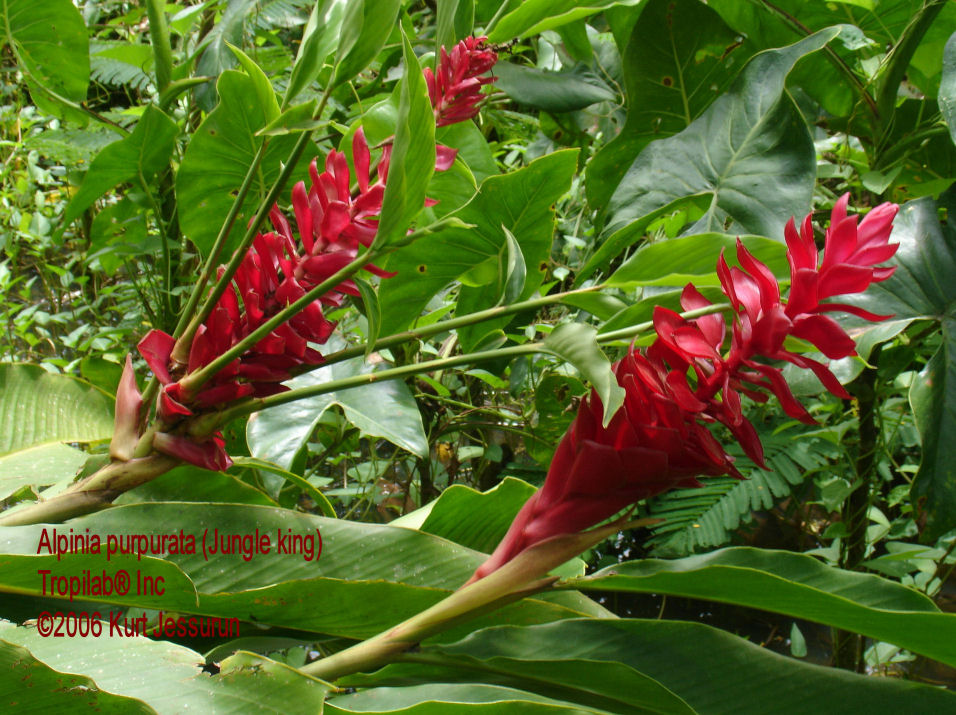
(469, 195, 899, 584)
(425, 36, 498, 127)
(135, 128, 393, 471)
(123, 38, 499, 473)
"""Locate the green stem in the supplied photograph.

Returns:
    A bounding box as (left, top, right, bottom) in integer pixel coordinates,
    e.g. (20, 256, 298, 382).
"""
(311, 285, 603, 370)
(145, 0, 173, 93)
(181, 246, 385, 396)
(195, 343, 543, 433)
(172, 87, 332, 362)
(596, 303, 730, 343)
(0, 455, 178, 527)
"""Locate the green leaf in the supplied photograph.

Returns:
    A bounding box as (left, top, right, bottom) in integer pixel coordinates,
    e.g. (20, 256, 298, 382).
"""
(846, 192, 956, 540)
(0, 622, 328, 714)
(374, 31, 436, 248)
(493, 62, 615, 112)
(247, 354, 428, 469)
(0, 503, 594, 640)
(227, 42, 280, 123)
(0, 443, 88, 501)
(285, 0, 349, 102)
(177, 71, 312, 257)
(605, 29, 837, 241)
(256, 100, 320, 136)
(193, 0, 257, 111)
(435, 0, 474, 53)
(941, 31, 956, 145)
(1, 0, 89, 103)
(414, 477, 536, 553)
(63, 106, 179, 226)
(0, 364, 114, 471)
(543, 323, 624, 426)
(333, 0, 402, 87)
(488, 0, 643, 42)
(575, 193, 712, 284)
(115, 464, 278, 507)
(608, 233, 788, 288)
(586, 0, 751, 211)
(347, 619, 956, 713)
(497, 226, 526, 306)
(379, 150, 578, 343)
(565, 547, 956, 669)
(354, 278, 382, 359)
(0, 639, 153, 713)
(327, 683, 594, 713)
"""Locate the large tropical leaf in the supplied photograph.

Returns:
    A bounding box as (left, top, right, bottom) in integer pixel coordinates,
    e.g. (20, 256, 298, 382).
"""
(604, 30, 837, 241)
(0, 0, 88, 103)
(563, 547, 956, 668)
(586, 0, 754, 211)
(345, 619, 956, 713)
(246, 353, 429, 470)
(0, 364, 113, 499)
(177, 70, 312, 258)
(0, 623, 328, 714)
(378, 150, 578, 347)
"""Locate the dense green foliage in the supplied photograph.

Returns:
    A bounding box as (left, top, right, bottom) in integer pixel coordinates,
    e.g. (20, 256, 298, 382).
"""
(2, 0, 956, 711)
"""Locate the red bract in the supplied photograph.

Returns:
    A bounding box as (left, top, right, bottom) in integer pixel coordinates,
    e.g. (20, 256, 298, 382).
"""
(424, 36, 498, 127)
(135, 130, 397, 471)
(469, 196, 899, 583)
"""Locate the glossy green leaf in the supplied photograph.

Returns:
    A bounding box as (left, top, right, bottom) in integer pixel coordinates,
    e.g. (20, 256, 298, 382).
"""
(1, 0, 89, 103)
(0, 639, 152, 713)
(177, 71, 311, 257)
(256, 100, 321, 136)
(605, 30, 836, 241)
(846, 193, 956, 540)
(227, 43, 280, 123)
(0, 443, 87, 501)
(488, 0, 643, 42)
(193, 0, 257, 111)
(497, 226, 527, 306)
(586, 0, 751, 211)
(354, 278, 382, 359)
(576, 193, 712, 284)
(563, 547, 956, 667)
(348, 619, 956, 713)
(374, 31, 436, 248)
(414, 478, 536, 554)
(0, 622, 328, 714)
(333, 0, 402, 87)
(0, 503, 593, 640)
(544, 323, 624, 426)
(435, 0, 475, 52)
(941, 31, 956, 145)
(608, 233, 788, 288)
(247, 354, 428, 469)
(63, 106, 179, 226)
(285, 0, 349, 102)
(379, 150, 577, 343)
(327, 683, 595, 713)
(115, 463, 278, 507)
(0, 363, 113, 458)
(709, 0, 954, 115)
(493, 62, 615, 112)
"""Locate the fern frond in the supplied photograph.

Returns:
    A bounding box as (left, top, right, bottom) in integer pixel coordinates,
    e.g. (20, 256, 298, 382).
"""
(91, 42, 153, 91)
(644, 426, 837, 557)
